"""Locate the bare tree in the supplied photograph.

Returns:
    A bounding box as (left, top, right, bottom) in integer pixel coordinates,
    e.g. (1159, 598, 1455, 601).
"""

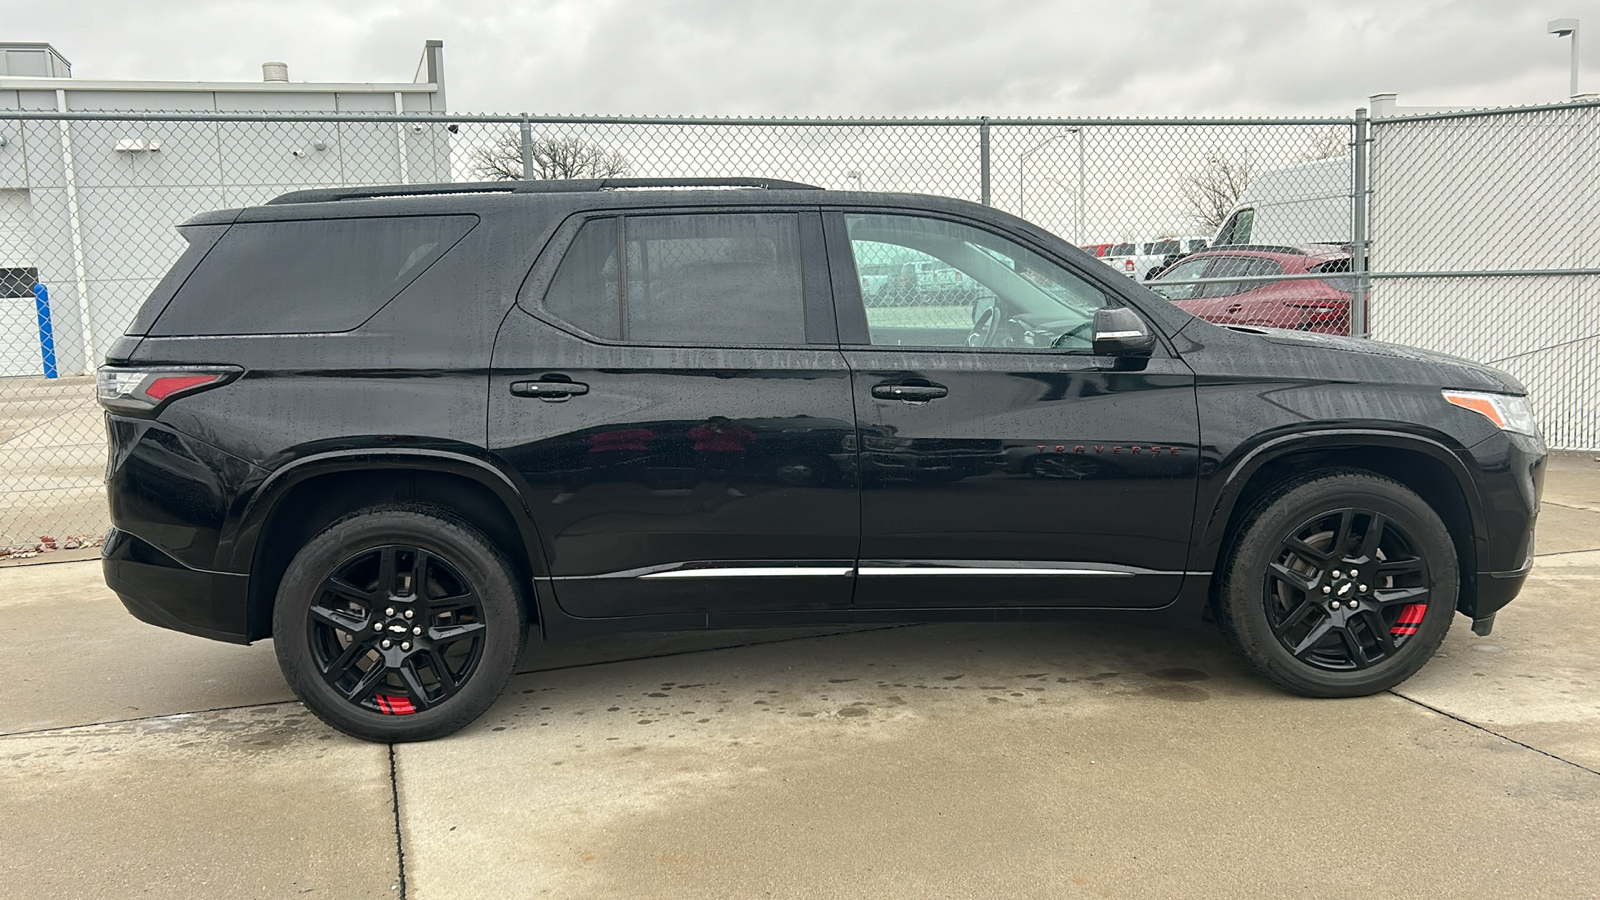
(1297, 126, 1350, 162)
(471, 132, 629, 181)
(1184, 149, 1255, 232)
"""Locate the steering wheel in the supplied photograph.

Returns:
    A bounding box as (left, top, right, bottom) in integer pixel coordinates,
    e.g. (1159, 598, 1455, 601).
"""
(967, 305, 999, 348)
(1051, 319, 1096, 349)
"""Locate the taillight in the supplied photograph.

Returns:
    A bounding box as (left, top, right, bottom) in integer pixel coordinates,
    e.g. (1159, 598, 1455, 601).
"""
(1123, 259, 1135, 272)
(97, 365, 241, 415)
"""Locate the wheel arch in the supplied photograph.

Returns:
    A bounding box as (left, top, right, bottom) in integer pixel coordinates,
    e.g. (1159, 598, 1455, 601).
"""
(229, 451, 548, 642)
(1196, 431, 1485, 615)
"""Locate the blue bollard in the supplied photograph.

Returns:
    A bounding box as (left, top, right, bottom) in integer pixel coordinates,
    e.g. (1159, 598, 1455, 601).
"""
(32, 283, 58, 379)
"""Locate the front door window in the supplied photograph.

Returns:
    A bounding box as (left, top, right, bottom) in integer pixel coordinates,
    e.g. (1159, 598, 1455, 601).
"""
(845, 214, 1108, 351)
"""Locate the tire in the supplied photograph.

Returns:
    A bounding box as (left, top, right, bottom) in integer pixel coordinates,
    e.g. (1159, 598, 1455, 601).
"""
(273, 504, 527, 742)
(1216, 469, 1458, 697)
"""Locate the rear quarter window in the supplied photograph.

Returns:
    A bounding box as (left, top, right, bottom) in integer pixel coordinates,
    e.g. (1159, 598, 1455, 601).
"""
(148, 215, 477, 336)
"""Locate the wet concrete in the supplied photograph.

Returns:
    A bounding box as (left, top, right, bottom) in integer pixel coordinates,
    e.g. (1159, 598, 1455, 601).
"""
(0, 705, 398, 899)
(0, 560, 293, 733)
(1, 465, 1597, 898)
(398, 618, 1600, 899)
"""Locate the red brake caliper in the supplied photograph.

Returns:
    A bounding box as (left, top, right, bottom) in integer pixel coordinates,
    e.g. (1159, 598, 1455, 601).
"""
(376, 695, 417, 715)
(1390, 603, 1427, 637)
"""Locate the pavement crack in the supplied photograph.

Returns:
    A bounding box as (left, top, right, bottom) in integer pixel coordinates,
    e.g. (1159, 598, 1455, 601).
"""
(1389, 690, 1600, 777)
(390, 743, 408, 900)
(1534, 546, 1600, 558)
(0, 698, 301, 738)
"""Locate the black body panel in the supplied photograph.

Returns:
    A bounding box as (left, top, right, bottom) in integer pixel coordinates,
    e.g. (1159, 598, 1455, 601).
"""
(843, 349, 1199, 608)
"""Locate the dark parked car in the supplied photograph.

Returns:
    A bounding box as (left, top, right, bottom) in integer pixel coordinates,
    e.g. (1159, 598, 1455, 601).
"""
(100, 178, 1544, 742)
(1147, 244, 1353, 334)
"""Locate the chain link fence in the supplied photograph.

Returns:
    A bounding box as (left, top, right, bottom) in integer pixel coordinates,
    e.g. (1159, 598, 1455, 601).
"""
(1368, 101, 1600, 450)
(0, 104, 1592, 545)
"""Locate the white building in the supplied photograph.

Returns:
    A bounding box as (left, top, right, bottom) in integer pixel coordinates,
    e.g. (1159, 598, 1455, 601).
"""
(0, 41, 450, 376)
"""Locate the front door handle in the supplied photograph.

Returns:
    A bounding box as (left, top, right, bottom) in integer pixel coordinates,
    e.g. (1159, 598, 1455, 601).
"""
(872, 382, 948, 402)
(1226, 304, 1244, 313)
(510, 380, 589, 401)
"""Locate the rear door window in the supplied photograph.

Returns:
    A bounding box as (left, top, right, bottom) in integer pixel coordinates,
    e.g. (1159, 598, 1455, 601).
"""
(540, 212, 811, 346)
(149, 215, 476, 336)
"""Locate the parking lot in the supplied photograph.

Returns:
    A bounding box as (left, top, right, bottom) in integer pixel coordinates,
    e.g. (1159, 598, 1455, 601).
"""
(0, 455, 1595, 899)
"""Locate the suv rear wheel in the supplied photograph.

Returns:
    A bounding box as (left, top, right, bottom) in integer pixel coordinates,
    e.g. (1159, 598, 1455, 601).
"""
(273, 505, 526, 742)
(1217, 470, 1457, 697)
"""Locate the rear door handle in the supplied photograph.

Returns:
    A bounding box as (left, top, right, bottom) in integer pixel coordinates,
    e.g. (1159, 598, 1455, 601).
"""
(510, 380, 589, 401)
(1226, 304, 1244, 313)
(871, 382, 948, 402)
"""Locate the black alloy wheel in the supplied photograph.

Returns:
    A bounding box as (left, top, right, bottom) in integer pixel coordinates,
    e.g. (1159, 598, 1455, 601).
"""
(1263, 508, 1432, 671)
(1217, 470, 1457, 697)
(275, 505, 525, 742)
(308, 545, 487, 716)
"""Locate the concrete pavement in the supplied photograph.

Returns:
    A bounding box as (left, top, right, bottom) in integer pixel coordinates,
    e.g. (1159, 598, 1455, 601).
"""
(2, 456, 1598, 898)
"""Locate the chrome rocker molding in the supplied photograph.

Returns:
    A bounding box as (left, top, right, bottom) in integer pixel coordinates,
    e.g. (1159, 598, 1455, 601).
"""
(550, 560, 1212, 581)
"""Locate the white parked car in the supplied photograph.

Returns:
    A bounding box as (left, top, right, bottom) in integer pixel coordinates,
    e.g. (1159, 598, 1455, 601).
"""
(1102, 236, 1210, 282)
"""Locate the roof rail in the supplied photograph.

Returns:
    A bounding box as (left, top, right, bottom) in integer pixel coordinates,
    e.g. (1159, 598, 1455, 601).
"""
(268, 177, 824, 205)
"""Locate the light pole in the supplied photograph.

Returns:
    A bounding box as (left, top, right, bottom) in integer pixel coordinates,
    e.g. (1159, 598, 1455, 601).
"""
(1017, 127, 1085, 242)
(1549, 18, 1580, 98)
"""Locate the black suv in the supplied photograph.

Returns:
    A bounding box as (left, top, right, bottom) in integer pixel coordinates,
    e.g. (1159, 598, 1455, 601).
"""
(99, 178, 1545, 742)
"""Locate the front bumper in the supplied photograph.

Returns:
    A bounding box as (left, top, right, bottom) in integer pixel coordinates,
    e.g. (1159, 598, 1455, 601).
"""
(1458, 430, 1546, 625)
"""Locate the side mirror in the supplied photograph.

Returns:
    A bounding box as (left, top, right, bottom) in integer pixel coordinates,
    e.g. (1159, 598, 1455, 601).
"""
(1091, 307, 1156, 358)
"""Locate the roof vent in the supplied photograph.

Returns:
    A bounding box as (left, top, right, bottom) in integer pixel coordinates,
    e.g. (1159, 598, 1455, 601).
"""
(262, 62, 289, 83)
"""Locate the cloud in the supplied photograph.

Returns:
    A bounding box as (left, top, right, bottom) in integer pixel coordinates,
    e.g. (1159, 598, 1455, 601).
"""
(6, 0, 1591, 114)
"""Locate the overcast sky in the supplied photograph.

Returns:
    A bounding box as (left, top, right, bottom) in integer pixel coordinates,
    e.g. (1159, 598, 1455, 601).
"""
(7, 0, 1597, 115)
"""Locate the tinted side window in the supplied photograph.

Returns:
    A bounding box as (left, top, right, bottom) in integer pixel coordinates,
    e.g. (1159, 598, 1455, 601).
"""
(1148, 257, 1211, 300)
(150, 215, 476, 336)
(625, 214, 805, 345)
(543, 218, 621, 340)
(1245, 258, 1284, 278)
(1201, 256, 1266, 298)
(1215, 209, 1254, 246)
(542, 213, 808, 346)
(126, 224, 229, 335)
(1149, 240, 1180, 255)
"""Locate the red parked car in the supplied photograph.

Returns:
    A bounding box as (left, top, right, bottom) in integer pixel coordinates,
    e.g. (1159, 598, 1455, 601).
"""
(1147, 244, 1352, 334)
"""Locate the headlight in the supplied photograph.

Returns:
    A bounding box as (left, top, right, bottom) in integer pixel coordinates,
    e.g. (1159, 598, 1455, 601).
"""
(1442, 390, 1540, 437)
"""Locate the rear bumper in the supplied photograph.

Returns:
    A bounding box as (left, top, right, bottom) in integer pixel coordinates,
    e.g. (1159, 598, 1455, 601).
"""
(103, 527, 250, 644)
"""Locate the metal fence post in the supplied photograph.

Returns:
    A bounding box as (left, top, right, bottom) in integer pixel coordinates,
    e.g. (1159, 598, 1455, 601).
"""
(979, 118, 991, 205)
(1351, 107, 1371, 338)
(519, 116, 535, 180)
(55, 90, 95, 373)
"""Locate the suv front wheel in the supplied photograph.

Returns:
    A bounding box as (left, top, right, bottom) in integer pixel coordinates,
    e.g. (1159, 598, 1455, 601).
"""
(273, 505, 527, 742)
(1218, 470, 1458, 697)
